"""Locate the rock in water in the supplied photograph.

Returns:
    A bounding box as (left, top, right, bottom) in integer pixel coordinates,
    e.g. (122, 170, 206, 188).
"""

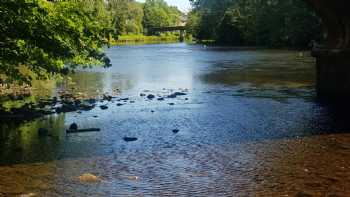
(172, 129, 180, 134)
(103, 94, 113, 101)
(167, 92, 187, 98)
(147, 94, 155, 100)
(100, 105, 108, 110)
(38, 128, 49, 137)
(127, 176, 139, 181)
(79, 173, 101, 183)
(69, 123, 78, 131)
(123, 137, 138, 142)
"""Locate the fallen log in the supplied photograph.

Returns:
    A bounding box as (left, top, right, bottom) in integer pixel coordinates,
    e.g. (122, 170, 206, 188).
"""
(66, 128, 101, 133)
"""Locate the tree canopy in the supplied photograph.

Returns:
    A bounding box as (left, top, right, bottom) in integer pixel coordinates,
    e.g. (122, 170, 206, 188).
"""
(1, 0, 115, 83)
(188, 0, 322, 48)
(143, 0, 184, 34)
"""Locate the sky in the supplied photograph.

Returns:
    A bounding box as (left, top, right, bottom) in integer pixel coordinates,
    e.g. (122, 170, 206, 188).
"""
(136, 0, 192, 12)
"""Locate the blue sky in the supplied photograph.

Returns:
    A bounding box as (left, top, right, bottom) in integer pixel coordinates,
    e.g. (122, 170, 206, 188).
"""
(136, 0, 191, 12)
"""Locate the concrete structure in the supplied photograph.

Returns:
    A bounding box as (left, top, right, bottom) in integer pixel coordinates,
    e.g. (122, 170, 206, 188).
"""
(307, 0, 350, 99)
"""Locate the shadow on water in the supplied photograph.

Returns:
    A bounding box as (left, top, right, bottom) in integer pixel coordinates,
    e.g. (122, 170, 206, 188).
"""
(200, 50, 316, 101)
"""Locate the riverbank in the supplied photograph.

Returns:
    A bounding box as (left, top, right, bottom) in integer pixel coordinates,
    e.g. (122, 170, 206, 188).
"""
(113, 34, 181, 45)
(196, 39, 312, 51)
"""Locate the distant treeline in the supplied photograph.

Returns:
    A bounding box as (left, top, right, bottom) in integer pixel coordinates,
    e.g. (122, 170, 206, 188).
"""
(187, 0, 322, 48)
(0, 0, 183, 83)
(109, 0, 183, 36)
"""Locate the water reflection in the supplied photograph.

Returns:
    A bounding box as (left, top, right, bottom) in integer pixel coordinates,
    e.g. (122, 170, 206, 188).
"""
(0, 114, 65, 165)
(201, 50, 316, 101)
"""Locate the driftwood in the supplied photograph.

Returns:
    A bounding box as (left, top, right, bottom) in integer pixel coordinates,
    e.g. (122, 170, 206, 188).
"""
(66, 128, 101, 133)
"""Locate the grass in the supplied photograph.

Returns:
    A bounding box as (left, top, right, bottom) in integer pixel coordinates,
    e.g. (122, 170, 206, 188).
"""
(112, 34, 181, 45)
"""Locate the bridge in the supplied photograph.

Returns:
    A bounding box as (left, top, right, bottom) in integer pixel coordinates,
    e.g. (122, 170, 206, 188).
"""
(149, 26, 187, 42)
(306, 0, 350, 99)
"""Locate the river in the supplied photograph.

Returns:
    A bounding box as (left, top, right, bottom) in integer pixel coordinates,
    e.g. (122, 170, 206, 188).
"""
(1, 43, 350, 196)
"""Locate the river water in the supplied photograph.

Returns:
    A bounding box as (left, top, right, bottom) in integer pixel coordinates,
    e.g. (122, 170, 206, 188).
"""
(1, 43, 350, 196)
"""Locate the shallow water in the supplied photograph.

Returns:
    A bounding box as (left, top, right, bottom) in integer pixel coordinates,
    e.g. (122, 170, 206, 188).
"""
(1, 43, 350, 196)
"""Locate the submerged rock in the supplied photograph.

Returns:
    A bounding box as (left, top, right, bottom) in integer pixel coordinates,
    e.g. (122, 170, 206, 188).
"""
(79, 102, 95, 111)
(86, 98, 96, 104)
(100, 105, 108, 110)
(19, 193, 37, 197)
(123, 137, 138, 142)
(116, 103, 123, 106)
(296, 191, 313, 197)
(56, 103, 77, 113)
(79, 173, 101, 183)
(127, 176, 139, 181)
(38, 128, 49, 137)
(172, 129, 180, 134)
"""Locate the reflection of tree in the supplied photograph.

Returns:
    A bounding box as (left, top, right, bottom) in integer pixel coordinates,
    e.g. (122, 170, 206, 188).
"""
(0, 114, 66, 165)
(57, 71, 136, 98)
(201, 52, 316, 88)
(58, 72, 106, 98)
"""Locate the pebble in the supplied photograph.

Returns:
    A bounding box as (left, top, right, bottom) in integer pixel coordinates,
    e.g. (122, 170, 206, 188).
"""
(79, 173, 101, 183)
(19, 193, 36, 197)
(127, 176, 139, 181)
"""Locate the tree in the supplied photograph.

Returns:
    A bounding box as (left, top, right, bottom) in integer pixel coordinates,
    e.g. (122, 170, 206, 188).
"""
(0, 0, 115, 83)
(188, 0, 322, 48)
(142, 0, 183, 34)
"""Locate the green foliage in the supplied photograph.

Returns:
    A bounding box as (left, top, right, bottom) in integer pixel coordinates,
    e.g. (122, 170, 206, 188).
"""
(0, 0, 184, 83)
(0, 0, 115, 83)
(143, 0, 183, 35)
(188, 0, 322, 48)
(107, 0, 144, 35)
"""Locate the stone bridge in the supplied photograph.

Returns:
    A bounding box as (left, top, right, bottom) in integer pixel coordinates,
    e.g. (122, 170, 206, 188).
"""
(307, 0, 350, 99)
